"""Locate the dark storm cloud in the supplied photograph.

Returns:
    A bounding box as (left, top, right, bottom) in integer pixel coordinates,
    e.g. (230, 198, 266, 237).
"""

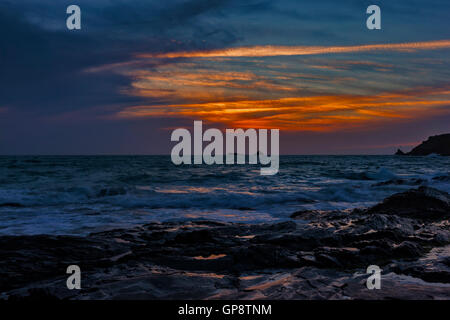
(0, 3, 142, 115)
(0, 0, 250, 154)
(0, 0, 247, 116)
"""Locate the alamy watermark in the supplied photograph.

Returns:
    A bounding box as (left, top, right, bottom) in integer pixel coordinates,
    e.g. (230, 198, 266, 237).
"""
(366, 265, 382, 290)
(170, 121, 279, 175)
(66, 5, 81, 30)
(66, 265, 81, 290)
(366, 5, 381, 30)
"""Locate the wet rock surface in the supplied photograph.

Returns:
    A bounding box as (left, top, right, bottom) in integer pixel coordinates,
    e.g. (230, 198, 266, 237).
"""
(367, 186, 450, 220)
(1, 187, 449, 300)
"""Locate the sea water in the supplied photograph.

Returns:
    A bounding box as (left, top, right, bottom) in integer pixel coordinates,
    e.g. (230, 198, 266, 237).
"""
(0, 155, 449, 235)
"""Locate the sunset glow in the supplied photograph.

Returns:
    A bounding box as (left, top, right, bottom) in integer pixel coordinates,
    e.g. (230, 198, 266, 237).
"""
(139, 40, 450, 59)
(117, 86, 450, 131)
(1, 0, 450, 154)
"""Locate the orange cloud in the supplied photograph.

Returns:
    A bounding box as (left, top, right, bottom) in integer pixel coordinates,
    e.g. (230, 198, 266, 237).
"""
(116, 86, 450, 132)
(139, 40, 450, 59)
(124, 67, 302, 103)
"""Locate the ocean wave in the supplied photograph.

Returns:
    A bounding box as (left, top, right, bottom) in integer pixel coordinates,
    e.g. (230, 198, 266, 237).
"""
(1, 155, 450, 235)
(325, 167, 397, 181)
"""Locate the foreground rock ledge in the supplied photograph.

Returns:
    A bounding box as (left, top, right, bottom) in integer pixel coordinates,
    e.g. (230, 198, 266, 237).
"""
(1, 187, 449, 300)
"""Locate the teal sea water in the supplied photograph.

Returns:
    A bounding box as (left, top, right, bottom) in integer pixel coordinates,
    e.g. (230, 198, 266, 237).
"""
(0, 155, 449, 235)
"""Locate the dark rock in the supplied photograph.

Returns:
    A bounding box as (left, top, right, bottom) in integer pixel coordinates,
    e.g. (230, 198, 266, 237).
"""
(1, 187, 449, 300)
(314, 253, 342, 268)
(389, 246, 450, 283)
(8, 288, 60, 301)
(393, 241, 424, 258)
(290, 210, 343, 220)
(395, 149, 406, 155)
(173, 229, 214, 244)
(290, 210, 321, 219)
(367, 186, 450, 220)
(397, 133, 450, 156)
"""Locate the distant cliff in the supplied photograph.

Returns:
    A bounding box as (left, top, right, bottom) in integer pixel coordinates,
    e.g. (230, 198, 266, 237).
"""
(396, 134, 450, 156)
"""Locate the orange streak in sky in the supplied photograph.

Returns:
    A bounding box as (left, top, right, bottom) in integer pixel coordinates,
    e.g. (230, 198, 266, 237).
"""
(116, 87, 450, 131)
(139, 40, 450, 59)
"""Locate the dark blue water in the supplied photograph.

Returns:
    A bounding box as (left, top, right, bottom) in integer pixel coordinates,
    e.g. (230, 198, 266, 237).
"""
(0, 155, 449, 235)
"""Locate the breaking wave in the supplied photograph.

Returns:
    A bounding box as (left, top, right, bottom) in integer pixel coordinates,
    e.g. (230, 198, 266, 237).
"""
(0, 155, 449, 235)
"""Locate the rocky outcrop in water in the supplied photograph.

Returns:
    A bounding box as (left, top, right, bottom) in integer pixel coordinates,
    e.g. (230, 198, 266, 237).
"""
(396, 134, 450, 156)
(1, 187, 449, 300)
(367, 186, 450, 220)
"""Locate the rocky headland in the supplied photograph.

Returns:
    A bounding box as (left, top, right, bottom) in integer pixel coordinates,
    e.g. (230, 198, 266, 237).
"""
(0, 186, 449, 300)
(396, 133, 450, 156)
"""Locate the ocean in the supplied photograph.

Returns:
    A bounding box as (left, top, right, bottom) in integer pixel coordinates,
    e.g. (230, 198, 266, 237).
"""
(0, 155, 449, 236)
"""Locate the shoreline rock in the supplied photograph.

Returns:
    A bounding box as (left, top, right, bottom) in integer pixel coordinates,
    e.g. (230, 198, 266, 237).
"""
(0, 187, 449, 300)
(367, 186, 450, 220)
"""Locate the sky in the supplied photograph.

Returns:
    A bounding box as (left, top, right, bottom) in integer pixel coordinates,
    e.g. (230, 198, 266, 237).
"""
(0, 0, 449, 155)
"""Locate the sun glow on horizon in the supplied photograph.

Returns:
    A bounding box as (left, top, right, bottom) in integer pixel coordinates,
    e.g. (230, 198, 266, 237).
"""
(117, 86, 450, 131)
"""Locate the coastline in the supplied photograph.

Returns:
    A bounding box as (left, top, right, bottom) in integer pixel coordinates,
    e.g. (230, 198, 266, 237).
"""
(1, 186, 449, 300)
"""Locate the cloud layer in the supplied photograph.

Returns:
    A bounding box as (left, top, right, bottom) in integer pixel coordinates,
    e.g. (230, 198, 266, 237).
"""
(1, 0, 450, 154)
(140, 40, 450, 59)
